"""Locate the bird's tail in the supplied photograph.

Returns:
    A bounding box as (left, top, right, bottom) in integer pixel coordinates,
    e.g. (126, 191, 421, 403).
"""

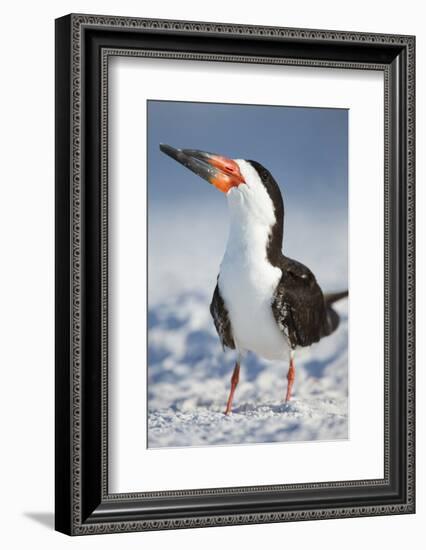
(322, 290, 348, 337)
(324, 290, 348, 305)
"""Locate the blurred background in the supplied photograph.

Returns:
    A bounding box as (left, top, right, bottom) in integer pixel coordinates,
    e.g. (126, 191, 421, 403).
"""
(147, 100, 348, 448)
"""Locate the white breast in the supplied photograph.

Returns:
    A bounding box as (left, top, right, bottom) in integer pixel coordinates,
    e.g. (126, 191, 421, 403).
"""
(218, 160, 290, 361)
(219, 253, 289, 360)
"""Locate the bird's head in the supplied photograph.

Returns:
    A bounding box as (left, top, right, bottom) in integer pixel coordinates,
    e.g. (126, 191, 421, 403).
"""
(159, 144, 283, 231)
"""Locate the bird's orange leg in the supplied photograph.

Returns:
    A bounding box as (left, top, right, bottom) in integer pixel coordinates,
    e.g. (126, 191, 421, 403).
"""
(224, 361, 240, 415)
(285, 353, 296, 402)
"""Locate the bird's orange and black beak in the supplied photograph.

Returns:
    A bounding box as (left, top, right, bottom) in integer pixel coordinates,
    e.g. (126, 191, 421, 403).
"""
(160, 144, 245, 193)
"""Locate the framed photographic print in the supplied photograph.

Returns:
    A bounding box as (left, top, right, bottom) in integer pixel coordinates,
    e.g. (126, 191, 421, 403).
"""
(55, 14, 415, 535)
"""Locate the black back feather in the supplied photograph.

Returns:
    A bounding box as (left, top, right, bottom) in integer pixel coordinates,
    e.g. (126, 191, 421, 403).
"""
(210, 283, 235, 350)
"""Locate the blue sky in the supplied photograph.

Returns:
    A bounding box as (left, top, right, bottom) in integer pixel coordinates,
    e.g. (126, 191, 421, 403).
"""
(147, 100, 348, 303)
(148, 100, 348, 212)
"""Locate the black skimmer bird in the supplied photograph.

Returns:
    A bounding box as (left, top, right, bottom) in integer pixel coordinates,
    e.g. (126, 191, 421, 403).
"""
(160, 144, 348, 415)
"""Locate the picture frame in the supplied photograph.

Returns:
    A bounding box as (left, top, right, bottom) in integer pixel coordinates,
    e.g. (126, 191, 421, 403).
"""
(55, 13, 415, 535)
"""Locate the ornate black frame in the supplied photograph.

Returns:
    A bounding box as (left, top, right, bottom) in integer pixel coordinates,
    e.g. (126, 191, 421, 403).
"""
(55, 13, 415, 535)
